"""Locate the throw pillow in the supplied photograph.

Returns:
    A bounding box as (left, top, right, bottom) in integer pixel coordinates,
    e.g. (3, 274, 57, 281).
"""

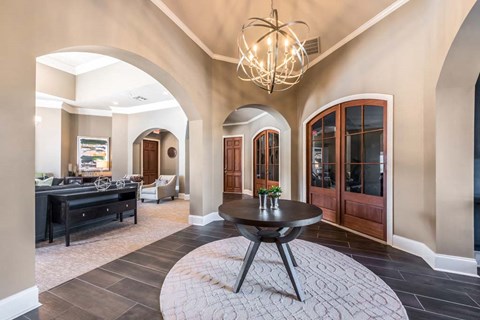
(155, 179, 167, 186)
(37, 177, 54, 186)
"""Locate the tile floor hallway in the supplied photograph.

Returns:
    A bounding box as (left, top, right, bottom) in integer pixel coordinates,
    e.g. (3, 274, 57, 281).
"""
(18, 196, 480, 320)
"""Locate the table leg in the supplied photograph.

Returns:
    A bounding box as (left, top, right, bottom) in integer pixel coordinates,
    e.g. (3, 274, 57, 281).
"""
(134, 209, 137, 224)
(286, 243, 298, 267)
(276, 241, 305, 302)
(233, 241, 260, 293)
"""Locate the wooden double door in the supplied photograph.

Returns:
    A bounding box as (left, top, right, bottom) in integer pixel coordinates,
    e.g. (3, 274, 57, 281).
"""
(254, 130, 279, 195)
(307, 99, 387, 240)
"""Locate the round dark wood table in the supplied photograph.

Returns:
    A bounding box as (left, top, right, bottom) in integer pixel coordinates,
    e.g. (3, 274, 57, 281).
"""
(218, 199, 323, 301)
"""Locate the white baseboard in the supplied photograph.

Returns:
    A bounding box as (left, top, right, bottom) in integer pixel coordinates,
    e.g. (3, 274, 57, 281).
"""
(188, 212, 223, 226)
(392, 235, 479, 277)
(178, 193, 190, 200)
(243, 189, 253, 196)
(0, 286, 40, 320)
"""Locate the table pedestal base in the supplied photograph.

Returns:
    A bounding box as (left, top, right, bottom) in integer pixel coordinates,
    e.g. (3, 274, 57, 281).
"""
(233, 224, 306, 301)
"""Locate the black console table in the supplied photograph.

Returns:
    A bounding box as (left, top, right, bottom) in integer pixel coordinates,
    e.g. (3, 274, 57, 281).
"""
(48, 187, 137, 246)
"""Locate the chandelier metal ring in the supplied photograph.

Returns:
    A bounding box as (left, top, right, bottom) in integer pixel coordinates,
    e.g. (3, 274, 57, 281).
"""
(237, 5, 309, 93)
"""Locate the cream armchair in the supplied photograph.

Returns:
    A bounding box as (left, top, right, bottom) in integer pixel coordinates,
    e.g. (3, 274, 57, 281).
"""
(140, 175, 177, 204)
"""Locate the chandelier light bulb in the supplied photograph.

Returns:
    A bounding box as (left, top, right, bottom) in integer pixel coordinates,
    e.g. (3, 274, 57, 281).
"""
(237, 2, 309, 93)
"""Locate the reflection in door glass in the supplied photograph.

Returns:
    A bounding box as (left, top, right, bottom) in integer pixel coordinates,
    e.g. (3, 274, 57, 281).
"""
(312, 119, 323, 140)
(345, 164, 361, 193)
(345, 134, 361, 163)
(322, 138, 336, 164)
(364, 164, 383, 196)
(346, 106, 362, 134)
(312, 163, 322, 187)
(364, 106, 383, 131)
(364, 131, 383, 163)
(323, 112, 336, 138)
(323, 164, 336, 189)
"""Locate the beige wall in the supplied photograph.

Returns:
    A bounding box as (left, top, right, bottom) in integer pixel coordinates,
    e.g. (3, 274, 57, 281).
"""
(35, 107, 62, 177)
(61, 110, 71, 177)
(36, 63, 75, 100)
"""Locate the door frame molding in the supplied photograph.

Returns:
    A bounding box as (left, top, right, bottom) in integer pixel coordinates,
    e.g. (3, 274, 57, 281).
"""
(252, 127, 281, 196)
(222, 134, 245, 193)
(302, 93, 394, 244)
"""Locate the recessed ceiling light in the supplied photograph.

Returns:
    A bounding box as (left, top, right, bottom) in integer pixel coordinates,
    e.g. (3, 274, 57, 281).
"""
(112, 101, 119, 105)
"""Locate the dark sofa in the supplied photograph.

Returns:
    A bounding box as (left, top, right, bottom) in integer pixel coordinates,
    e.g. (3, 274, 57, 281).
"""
(35, 182, 137, 242)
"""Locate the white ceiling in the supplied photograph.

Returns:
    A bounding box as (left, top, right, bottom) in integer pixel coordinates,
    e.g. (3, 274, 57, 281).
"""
(224, 108, 266, 125)
(36, 52, 178, 112)
(155, 0, 399, 60)
(37, 52, 119, 75)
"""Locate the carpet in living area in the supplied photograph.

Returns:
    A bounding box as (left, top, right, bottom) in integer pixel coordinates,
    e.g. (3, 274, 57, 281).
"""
(160, 236, 408, 320)
(35, 199, 190, 292)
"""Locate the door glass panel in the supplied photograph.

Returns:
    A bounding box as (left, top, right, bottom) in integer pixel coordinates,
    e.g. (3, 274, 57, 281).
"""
(346, 106, 362, 134)
(268, 133, 274, 147)
(364, 131, 383, 163)
(364, 106, 383, 131)
(364, 164, 383, 196)
(322, 138, 336, 164)
(323, 164, 336, 189)
(312, 119, 323, 140)
(273, 133, 279, 147)
(259, 136, 265, 164)
(345, 164, 361, 193)
(345, 134, 361, 163)
(312, 163, 322, 187)
(312, 141, 322, 163)
(270, 164, 279, 182)
(323, 112, 336, 138)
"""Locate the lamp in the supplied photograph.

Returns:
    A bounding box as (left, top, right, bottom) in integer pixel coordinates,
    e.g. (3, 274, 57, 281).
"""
(237, 0, 309, 94)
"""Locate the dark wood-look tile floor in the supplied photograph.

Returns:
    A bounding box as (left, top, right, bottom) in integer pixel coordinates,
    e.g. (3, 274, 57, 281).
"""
(20, 195, 480, 320)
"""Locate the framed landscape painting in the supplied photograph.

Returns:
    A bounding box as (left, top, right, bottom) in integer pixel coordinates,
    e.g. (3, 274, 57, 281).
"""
(77, 136, 110, 172)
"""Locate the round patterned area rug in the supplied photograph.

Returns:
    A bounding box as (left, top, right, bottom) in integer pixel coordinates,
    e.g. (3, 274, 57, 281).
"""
(160, 237, 408, 320)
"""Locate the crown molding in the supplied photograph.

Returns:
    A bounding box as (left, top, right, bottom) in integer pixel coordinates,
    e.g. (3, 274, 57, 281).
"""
(223, 112, 267, 127)
(150, 0, 408, 69)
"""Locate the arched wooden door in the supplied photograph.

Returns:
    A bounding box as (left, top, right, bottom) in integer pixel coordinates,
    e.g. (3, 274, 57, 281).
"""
(254, 130, 279, 196)
(307, 99, 387, 240)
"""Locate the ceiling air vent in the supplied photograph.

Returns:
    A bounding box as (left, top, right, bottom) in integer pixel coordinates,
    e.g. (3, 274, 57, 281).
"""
(131, 95, 147, 102)
(303, 37, 320, 55)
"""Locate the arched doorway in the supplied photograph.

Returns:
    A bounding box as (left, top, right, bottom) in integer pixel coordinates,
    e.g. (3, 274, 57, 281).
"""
(305, 97, 391, 242)
(222, 104, 291, 198)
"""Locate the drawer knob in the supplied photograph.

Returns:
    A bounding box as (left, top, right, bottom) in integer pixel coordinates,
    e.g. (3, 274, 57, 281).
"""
(106, 208, 109, 212)
(126, 204, 129, 208)
(82, 213, 86, 217)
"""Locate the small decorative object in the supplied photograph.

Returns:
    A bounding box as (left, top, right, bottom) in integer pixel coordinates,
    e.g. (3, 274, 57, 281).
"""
(167, 147, 177, 158)
(94, 177, 111, 192)
(268, 186, 282, 209)
(258, 187, 268, 209)
(116, 179, 126, 189)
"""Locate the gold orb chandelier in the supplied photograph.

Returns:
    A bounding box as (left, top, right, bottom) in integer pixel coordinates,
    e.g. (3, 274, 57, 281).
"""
(237, 0, 310, 94)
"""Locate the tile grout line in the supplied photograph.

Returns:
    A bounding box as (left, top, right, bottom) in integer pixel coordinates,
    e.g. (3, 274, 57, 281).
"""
(98, 266, 166, 289)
